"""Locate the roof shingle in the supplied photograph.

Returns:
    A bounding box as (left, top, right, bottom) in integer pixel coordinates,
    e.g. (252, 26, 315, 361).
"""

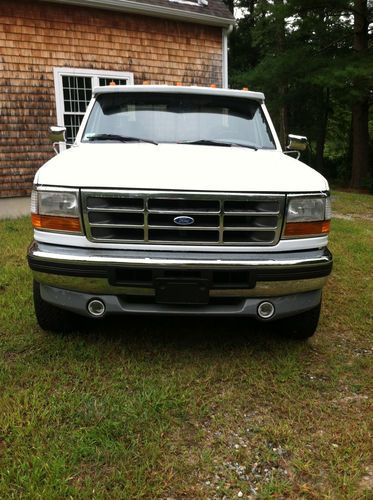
(41, 0, 234, 26)
(135, 0, 233, 21)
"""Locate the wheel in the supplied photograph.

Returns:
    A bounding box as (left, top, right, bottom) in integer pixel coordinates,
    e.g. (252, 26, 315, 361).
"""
(273, 302, 321, 340)
(33, 280, 81, 333)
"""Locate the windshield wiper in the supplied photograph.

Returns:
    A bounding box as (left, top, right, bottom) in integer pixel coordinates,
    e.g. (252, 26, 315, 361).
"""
(86, 134, 158, 145)
(230, 142, 258, 151)
(177, 139, 258, 150)
(178, 139, 231, 147)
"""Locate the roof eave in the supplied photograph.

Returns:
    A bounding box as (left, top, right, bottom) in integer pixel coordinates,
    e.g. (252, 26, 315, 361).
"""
(41, 0, 235, 27)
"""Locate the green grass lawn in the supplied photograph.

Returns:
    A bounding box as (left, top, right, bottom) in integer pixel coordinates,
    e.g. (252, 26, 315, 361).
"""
(0, 191, 372, 499)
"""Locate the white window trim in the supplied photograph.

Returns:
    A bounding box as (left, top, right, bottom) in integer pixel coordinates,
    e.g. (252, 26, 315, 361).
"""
(222, 28, 228, 89)
(53, 67, 134, 128)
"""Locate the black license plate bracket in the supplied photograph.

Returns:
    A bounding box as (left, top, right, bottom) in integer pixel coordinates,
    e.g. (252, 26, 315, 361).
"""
(154, 278, 210, 305)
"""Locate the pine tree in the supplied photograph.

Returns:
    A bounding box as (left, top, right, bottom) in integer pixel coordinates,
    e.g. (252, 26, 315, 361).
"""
(228, 0, 372, 186)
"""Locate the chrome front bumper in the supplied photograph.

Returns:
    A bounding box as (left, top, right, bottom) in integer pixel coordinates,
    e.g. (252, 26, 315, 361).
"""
(28, 241, 332, 298)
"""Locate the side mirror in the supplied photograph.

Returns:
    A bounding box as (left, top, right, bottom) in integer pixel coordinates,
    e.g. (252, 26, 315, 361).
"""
(49, 126, 66, 143)
(49, 126, 66, 154)
(287, 134, 309, 152)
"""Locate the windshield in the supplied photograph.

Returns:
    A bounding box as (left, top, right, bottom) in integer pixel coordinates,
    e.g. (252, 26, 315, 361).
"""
(82, 92, 276, 149)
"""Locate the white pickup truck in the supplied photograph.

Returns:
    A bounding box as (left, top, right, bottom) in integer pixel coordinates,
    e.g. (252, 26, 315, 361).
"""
(27, 85, 332, 338)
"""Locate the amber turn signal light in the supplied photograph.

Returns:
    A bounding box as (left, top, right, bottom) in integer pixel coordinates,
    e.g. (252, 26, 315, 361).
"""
(284, 220, 330, 237)
(32, 214, 81, 232)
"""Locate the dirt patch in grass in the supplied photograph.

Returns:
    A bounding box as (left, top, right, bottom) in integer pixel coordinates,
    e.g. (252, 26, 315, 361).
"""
(331, 191, 373, 219)
(333, 212, 373, 222)
(359, 464, 373, 494)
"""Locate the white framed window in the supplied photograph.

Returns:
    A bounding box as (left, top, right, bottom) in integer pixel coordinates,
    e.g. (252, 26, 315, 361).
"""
(53, 67, 134, 143)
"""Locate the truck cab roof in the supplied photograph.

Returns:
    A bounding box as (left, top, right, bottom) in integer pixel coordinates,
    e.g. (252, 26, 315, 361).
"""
(93, 84, 265, 103)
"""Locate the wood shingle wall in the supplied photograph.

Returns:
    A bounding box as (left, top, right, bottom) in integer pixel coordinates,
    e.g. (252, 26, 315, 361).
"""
(0, 0, 223, 198)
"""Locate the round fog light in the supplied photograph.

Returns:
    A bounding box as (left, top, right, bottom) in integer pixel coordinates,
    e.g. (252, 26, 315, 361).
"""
(257, 301, 275, 319)
(87, 299, 106, 317)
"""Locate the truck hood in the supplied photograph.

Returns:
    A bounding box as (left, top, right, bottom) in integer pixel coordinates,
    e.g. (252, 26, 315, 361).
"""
(35, 143, 329, 193)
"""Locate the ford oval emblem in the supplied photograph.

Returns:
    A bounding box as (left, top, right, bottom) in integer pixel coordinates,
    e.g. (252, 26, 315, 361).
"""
(174, 216, 195, 226)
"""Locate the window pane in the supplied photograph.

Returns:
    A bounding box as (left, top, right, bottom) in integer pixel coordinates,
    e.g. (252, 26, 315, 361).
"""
(61, 75, 92, 142)
(64, 114, 84, 143)
(99, 78, 128, 86)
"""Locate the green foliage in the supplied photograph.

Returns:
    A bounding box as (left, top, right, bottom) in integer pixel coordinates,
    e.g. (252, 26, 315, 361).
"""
(229, 0, 373, 183)
(363, 176, 373, 193)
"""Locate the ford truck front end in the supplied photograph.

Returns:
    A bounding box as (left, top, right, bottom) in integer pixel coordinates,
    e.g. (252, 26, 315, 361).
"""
(27, 85, 332, 338)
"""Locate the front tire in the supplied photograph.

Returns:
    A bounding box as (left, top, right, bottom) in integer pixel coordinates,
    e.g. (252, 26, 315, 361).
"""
(33, 280, 81, 333)
(273, 302, 321, 340)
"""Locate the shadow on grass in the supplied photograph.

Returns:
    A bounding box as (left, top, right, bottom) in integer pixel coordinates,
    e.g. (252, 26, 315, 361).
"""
(57, 313, 310, 358)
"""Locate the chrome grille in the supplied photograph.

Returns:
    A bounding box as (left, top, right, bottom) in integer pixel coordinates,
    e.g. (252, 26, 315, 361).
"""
(82, 190, 285, 246)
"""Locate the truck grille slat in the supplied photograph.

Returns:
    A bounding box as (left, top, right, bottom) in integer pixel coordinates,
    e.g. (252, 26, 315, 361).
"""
(149, 229, 220, 243)
(148, 199, 220, 213)
(223, 231, 276, 243)
(90, 227, 144, 240)
(90, 224, 144, 229)
(88, 212, 144, 225)
(224, 215, 278, 228)
(83, 190, 285, 246)
(86, 196, 144, 211)
(223, 227, 277, 232)
(224, 200, 280, 213)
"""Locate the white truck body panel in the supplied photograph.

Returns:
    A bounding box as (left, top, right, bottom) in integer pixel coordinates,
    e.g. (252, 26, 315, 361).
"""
(36, 143, 328, 193)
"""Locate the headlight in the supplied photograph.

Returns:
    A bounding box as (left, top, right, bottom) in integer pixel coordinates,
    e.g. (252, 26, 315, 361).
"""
(287, 198, 326, 222)
(31, 188, 82, 233)
(38, 191, 79, 217)
(284, 195, 331, 238)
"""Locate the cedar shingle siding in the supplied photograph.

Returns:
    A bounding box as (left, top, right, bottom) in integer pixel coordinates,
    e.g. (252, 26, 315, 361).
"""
(0, 0, 226, 198)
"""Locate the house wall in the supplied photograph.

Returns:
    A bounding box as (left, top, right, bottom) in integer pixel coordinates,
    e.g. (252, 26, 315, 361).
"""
(0, 0, 223, 198)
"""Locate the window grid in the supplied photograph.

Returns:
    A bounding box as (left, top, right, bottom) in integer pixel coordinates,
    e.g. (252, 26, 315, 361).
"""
(62, 75, 93, 142)
(64, 114, 85, 144)
(98, 78, 128, 86)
